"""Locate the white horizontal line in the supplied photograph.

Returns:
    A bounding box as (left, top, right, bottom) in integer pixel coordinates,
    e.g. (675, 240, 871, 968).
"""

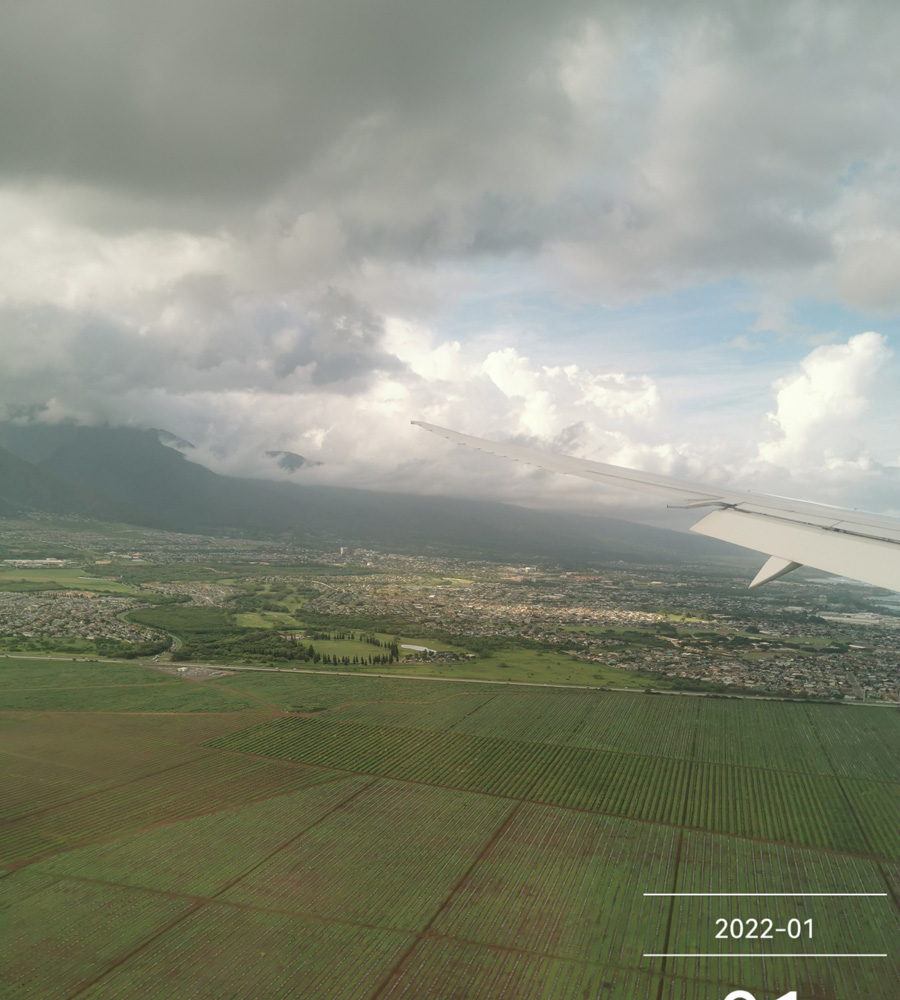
(643, 893, 887, 897)
(643, 953, 887, 958)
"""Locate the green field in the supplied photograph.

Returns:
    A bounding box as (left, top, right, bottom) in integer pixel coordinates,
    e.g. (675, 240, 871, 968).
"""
(2, 655, 898, 999)
(234, 610, 304, 628)
(383, 644, 678, 687)
(0, 566, 138, 594)
(0, 656, 265, 712)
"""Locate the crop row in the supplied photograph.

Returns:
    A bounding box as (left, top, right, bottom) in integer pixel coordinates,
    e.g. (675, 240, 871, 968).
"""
(82, 905, 411, 1000)
(29, 776, 367, 897)
(379, 939, 663, 1000)
(2, 752, 110, 822)
(840, 778, 900, 859)
(689, 698, 832, 773)
(327, 688, 496, 730)
(2, 749, 340, 865)
(446, 690, 600, 745)
(207, 716, 694, 820)
(449, 691, 900, 786)
(33, 896, 412, 1000)
(804, 702, 900, 783)
(683, 762, 865, 851)
(207, 717, 895, 856)
(665, 832, 900, 999)
(3, 710, 271, 779)
(220, 780, 512, 930)
(1, 711, 273, 823)
(334, 685, 900, 790)
(432, 804, 677, 965)
(450, 690, 699, 761)
(1, 712, 269, 834)
(336, 686, 898, 787)
(3, 872, 192, 1000)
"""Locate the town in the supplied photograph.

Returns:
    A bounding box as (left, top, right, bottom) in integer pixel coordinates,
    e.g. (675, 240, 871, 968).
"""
(1, 516, 898, 703)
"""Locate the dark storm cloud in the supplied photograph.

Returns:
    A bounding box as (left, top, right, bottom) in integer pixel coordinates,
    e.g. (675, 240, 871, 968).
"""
(4, 0, 899, 283)
(0, 0, 591, 206)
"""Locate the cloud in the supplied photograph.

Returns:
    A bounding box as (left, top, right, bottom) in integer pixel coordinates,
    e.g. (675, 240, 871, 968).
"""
(1, 0, 899, 521)
(834, 229, 900, 313)
(0, 0, 583, 209)
(757, 331, 891, 467)
(2, 2, 898, 290)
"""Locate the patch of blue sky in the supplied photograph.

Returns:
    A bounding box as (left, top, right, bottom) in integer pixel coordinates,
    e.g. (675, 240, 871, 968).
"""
(837, 158, 868, 187)
(786, 298, 900, 345)
(446, 259, 894, 342)
(434, 258, 899, 426)
(436, 271, 790, 376)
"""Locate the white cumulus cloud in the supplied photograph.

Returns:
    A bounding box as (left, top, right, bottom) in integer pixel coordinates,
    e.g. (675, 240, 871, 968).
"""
(758, 331, 891, 467)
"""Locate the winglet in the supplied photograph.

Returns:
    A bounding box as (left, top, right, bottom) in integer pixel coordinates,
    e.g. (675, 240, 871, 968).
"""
(748, 556, 802, 589)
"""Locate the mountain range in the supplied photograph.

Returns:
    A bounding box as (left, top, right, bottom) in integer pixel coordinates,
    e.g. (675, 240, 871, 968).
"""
(0, 422, 743, 565)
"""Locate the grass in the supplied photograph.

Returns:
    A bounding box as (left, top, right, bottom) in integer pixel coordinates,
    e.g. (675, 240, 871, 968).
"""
(126, 604, 235, 634)
(377, 645, 689, 690)
(0, 636, 151, 657)
(207, 644, 694, 691)
(213, 670, 500, 713)
(0, 656, 173, 688)
(0, 655, 263, 712)
(0, 566, 138, 594)
(0, 684, 263, 713)
(233, 611, 304, 628)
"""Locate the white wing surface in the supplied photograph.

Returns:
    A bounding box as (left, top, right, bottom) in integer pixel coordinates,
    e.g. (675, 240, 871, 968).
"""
(413, 421, 900, 592)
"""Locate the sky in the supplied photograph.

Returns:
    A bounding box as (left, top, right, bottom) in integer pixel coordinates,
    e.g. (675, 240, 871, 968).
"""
(2, 0, 900, 521)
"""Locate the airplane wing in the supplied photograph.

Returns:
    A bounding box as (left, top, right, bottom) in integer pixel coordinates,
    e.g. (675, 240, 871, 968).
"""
(412, 421, 900, 592)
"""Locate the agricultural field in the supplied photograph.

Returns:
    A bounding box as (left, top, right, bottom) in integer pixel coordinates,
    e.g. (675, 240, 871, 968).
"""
(376, 940, 663, 1000)
(2, 723, 338, 865)
(661, 833, 900, 998)
(219, 781, 512, 930)
(2, 655, 899, 999)
(430, 805, 678, 962)
(1, 709, 268, 821)
(206, 713, 895, 855)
